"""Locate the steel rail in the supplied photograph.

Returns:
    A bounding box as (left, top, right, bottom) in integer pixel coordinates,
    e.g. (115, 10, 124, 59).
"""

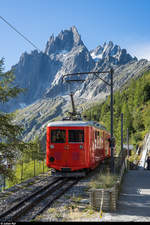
(25, 178, 80, 222)
(0, 177, 62, 221)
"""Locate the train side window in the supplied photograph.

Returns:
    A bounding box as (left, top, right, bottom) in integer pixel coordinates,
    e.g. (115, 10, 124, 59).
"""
(95, 131, 100, 147)
(105, 137, 109, 155)
(69, 130, 84, 143)
(100, 131, 103, 148)
(51, 130, 66, 143)
(97, 131, 100, 146)
(95, 131, 97, 146)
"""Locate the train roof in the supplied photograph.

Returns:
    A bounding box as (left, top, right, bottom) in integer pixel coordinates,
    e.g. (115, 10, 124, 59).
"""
(47, 120, 107, 130)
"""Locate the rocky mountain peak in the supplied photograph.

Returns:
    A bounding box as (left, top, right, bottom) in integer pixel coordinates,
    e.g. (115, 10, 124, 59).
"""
(3, 25, 148, 115)
(45, 26, 83, 55)
(90, 41, 136, 65)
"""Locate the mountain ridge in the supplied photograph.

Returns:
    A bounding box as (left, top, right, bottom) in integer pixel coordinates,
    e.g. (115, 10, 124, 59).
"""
(2, 25, 144, 113)
(1, 26, 150, 146)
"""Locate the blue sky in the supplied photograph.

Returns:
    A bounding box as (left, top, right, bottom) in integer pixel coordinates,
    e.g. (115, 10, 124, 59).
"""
(1, 0, 150, 71)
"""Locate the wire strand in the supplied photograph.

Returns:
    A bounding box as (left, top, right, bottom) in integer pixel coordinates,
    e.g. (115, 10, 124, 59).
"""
(0, 15, 41, 52)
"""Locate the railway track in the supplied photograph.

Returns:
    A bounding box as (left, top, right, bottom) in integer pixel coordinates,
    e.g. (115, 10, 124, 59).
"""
(0, 177, 79, 222)
(0, 158, 111, 222)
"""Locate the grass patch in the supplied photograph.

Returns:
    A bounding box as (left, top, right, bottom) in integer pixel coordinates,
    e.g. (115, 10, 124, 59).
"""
(71, 196, 82, 203)
(89, 172, 118, 189)
(5, 159, 49, 189)
(48, 208, 57, 214)
(128, 151, 141, 164)
(83, 205, 95, 215)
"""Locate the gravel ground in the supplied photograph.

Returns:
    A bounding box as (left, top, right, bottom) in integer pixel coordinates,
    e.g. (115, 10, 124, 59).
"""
(0, 171, 52, 215)
(34, 176, 98, 222)
(1, 166, 150, 222)
(33, 166, 109, 222)
(34, 169, 150, 222)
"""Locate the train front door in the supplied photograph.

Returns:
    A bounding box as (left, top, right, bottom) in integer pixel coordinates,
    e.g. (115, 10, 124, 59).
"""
(50, 128, 67, 167)
(66, 128, 85, 167)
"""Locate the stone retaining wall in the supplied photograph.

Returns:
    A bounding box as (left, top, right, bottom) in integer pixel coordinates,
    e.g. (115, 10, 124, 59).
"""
(90, 157, 127, 212)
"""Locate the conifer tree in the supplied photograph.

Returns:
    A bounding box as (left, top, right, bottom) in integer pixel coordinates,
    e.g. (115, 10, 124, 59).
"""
(0, 58, 27, 180)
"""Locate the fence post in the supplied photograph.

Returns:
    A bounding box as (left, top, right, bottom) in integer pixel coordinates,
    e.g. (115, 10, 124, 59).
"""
(34, 152, 35, 177)
(3, 175, 5, 191)
(43, 156, 44, 174)
(21, 160, 23, 181)
(38, 152, 40, 172)
(121, 113, 123, 152)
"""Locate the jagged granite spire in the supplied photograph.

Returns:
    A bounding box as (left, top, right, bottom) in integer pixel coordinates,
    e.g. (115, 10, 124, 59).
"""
(1, 26, 148, 114)
(45, 26, 83, 55)
(90, 41, 137, 65)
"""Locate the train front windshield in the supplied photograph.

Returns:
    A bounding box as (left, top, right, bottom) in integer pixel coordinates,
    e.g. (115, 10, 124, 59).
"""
(68, 130, 84, 143)
(51, 130, 66, 143)
(50, 129, 84, 143)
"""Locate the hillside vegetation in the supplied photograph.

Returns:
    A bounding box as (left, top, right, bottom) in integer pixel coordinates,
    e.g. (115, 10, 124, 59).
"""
(0, 59, 47, 188)
(83, 70, 150, 153)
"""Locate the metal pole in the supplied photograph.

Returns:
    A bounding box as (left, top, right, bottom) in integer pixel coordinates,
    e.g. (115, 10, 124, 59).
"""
(3, 175, 5, 191)
(110, 68, 114, 173)
(34, 152, 35, 177)
(43, 158, 44, 174)
(70, 92, 76, 116)
(127, 128, 129, 157)
(121, 113, 123, 152)
(21, 160, 23, 181)
(43, 153, 45, 174)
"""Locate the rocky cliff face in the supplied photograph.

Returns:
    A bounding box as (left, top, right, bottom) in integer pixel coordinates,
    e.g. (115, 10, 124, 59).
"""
(2, 26, 150, 144)
(2, 25, 144, 113)
(45, 26, 84, 55)
(90, 41, 136, 65)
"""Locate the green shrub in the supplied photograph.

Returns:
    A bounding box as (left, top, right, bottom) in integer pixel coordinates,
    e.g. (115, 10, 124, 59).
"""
(89, 172, 118, 189)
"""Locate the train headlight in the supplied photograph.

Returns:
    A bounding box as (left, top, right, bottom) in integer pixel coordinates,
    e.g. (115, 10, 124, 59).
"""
(79, 145, 83, 149)
(50, 157, 55, 162)
(50, 144, 54, 149)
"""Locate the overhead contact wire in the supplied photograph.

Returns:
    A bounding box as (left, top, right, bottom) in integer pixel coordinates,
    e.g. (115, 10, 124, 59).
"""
(0, 15, 41, 52)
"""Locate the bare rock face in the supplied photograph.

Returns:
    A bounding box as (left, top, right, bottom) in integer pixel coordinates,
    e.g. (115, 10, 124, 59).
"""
(45, 26, 83, 55)
(2, 26, 96, 112)
(2, 26, 150, 121)
(90, 41, 136, 65)
(3, 26, 150, 143)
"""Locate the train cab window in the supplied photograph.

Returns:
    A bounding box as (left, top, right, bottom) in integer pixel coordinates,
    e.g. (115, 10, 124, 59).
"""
(51, 130, 66, 143)
(69, 130, 84, 143)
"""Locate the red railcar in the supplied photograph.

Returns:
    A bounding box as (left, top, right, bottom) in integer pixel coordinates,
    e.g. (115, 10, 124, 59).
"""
(46, 120, 111, 177)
